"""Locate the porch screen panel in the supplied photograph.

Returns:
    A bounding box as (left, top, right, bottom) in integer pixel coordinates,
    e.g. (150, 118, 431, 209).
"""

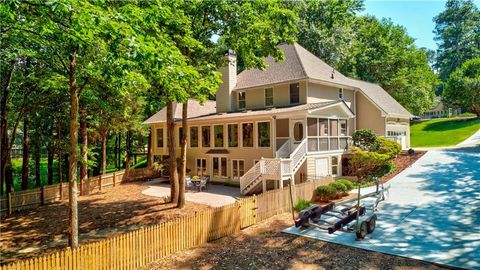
(319, 120, 328, 136)
(307, 118, 318, 136)
(202, 126, 210, 147)
(276, 119, 289, 137)
(330, 120, 338, 136)
(242, 123, 254, 147)
(308, 138, 318, 152)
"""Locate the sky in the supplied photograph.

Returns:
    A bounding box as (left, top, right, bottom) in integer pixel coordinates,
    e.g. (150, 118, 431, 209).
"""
(362, 0, 480, 51)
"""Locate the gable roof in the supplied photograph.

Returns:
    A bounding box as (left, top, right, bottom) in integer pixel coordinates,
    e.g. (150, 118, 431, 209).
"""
(235, 43, 412, 118)
(143, 99, 217, 124)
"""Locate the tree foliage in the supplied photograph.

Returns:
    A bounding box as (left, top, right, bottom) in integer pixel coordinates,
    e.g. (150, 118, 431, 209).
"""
(443, 58, 480, 117)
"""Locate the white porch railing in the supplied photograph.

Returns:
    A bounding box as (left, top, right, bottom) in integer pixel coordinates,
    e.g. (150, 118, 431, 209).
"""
(280, 138, 308, 179)
(239, 161, 261, 192)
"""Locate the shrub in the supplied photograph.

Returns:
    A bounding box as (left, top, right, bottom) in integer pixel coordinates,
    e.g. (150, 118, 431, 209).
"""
(330, 182, 347, 197)
(336, 179, 355, 191)
(316, 185, 337, 201)
(377, 137, 401, 159)
(352, 129, 380, 151)
(294, 199, 311, 212)
(349, 147, 390, 181)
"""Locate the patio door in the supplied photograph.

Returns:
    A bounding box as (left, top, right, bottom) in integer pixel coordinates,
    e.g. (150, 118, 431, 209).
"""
(212, 157, 227, 178)
(231, 160, 245, 180)
(196, 158, 207, 176)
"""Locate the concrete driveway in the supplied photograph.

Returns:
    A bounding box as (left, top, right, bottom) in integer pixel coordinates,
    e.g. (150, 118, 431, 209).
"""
(284, 146, 480, 269)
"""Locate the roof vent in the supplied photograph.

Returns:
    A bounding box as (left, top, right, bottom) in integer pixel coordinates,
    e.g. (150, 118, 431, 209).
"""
(331, 69, 335, 79)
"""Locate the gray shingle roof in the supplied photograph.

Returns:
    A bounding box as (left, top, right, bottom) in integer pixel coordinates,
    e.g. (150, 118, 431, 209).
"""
(235, 43, 412, 118)
(143, 99, 217, 124)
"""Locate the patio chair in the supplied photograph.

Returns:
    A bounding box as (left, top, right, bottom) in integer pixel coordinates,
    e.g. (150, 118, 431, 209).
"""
(186, 179, 194, 191)
(199, 178, 208, 192)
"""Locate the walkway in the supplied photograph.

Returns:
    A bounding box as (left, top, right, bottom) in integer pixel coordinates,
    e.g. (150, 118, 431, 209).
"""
(142, 179, 242, 207)
(458, 128, 480, 146)
(284, 146, 480, 269)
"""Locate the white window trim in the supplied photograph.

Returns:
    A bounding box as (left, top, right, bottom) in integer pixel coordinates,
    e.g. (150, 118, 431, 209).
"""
(213, 124, 225, 148)
(195, 158, 207, 177)
(241, 122, 255, 148)
(231, 159, 245, 180)
(201, 125, 211, 148)
(264, 87, 274, 108)
(155, 127, 165, 149)
(227, 123, 239, 148)
(238, 91, 246, 111)
(289, 83, 300, 105)
(256, 120, 272, 149)
(212, 156, 228, 178)
(189, 125, 199, 148)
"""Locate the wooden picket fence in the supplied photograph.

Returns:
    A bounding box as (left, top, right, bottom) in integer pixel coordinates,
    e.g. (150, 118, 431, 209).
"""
(0, 177, 331, 270)
(0, 168, 160, 216)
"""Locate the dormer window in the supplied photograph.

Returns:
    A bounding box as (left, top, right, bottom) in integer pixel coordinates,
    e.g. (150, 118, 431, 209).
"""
(289, 83, 299, 104)
(265, 88, 273, 107)
(238, 91, 246, 110)
(338, 88, 344, 100)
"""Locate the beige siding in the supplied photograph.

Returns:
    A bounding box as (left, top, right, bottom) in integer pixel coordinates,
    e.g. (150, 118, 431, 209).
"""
(306, 154, 343, 178)
(307, 82, 354, 109)
(245, 88, 265, 109)
(356, 92, 386, 135)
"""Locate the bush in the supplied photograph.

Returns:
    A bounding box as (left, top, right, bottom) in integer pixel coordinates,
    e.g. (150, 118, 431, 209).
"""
(349, 147, 390, 180)
(336, 179, 355, 191)
(330, 182, 347, 197)
(352, 129, 380, 151)
(315, 185, 337, 201)
(294, 198, 311, 212)
(377, 137, 401, 159)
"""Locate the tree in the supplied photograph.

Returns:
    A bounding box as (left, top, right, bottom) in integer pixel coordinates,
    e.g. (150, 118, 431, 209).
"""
(443, 58, 480, 117)
(296, 0, 364, 69)
(434, 0, 480, 82)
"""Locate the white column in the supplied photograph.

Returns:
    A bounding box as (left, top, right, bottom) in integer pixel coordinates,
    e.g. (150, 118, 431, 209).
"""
(262, 178, 267, 193)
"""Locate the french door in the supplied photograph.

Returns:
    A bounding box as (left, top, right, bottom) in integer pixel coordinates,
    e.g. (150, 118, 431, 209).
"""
(212, 157, 227, 177)
(231, 160, 245, 180)
(196, 158, 207, 177)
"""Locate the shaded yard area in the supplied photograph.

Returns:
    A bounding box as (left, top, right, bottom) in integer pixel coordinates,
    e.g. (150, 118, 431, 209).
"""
(411, 117, 480, 147)
(0, 182, 210, 264)
(142, 213, 444, 270)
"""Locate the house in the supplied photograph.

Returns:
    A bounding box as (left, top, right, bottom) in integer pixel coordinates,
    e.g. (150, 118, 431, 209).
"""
(144, 43, 412, 195)
(421, 96, 461, 119)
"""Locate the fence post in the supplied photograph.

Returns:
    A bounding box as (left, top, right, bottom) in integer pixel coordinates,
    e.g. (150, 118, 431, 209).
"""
(8, 192, 12, 215)
(113, 172, 116, 187)
(41, 186, 45, 205)
(99, 175, 102, 191)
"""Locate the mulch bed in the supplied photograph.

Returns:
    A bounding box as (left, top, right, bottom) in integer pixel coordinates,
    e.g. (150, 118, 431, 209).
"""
(0, 182, 210, 264)
(141, 213, 445, 270)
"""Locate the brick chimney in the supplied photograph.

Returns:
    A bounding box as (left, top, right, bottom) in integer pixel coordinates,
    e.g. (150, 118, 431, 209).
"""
(216, 50, 237, 113)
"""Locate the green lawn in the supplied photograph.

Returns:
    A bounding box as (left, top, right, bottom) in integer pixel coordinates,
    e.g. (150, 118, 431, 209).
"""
(411, 118, 480, 147)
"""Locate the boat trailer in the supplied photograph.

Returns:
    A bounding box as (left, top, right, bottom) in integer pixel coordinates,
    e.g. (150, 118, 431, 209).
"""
(294, 183, 389, 240)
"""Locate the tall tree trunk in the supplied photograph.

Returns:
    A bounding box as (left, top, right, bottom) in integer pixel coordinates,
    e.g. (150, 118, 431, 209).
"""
(57, 120, 63, 184)
(167, 101, 178, 204)
(0, 62, 15, 195)
(68, 47, 79, 248)
(47, 139, 54, 185)
(147, 129, 153, 168)
(79, 107, 88, 189)
(178, 102, 187, 208)
(101, 128, 107, 175)
(5, 155, 13, 193)
(21, 115, 30, 190)
(34, 141, 41, 188)
(118, 132, 122, 169)
(125, 130, 131, 170)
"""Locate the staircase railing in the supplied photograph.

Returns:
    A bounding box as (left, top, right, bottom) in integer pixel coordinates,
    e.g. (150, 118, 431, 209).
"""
(280, 138, 308, 178)
(240, 161, 261, 192)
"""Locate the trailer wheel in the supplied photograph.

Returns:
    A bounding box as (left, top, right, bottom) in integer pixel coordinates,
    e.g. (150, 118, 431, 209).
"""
(356, 221, 368, 240)
(367, 214, 377, 234)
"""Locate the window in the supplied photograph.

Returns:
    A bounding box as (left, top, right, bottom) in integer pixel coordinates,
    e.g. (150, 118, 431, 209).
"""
(214, 125, 224, 147)
(228, 124, 238, 147)
(213, 157, 227, 177)
(257, 122, 270, 148)
(190, 127, 198, 147)
(265, 88, 273, 107)
(232, 160, 245, 180)
(196, 158, 207, 176)
(338, 88, 344, 100)
(319, 120, 328, 136)
(293, 122, 304, 141)
(340, 120, 347, 136)
(289, 83, 300, 104)
(178, 127, 183, 146)
(202, 126, 210, 147)
(331, 156, 339, 176)
(156, 128, 164, 148)
(242, 123, 254, 147)
(238, 91, 246, 110)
